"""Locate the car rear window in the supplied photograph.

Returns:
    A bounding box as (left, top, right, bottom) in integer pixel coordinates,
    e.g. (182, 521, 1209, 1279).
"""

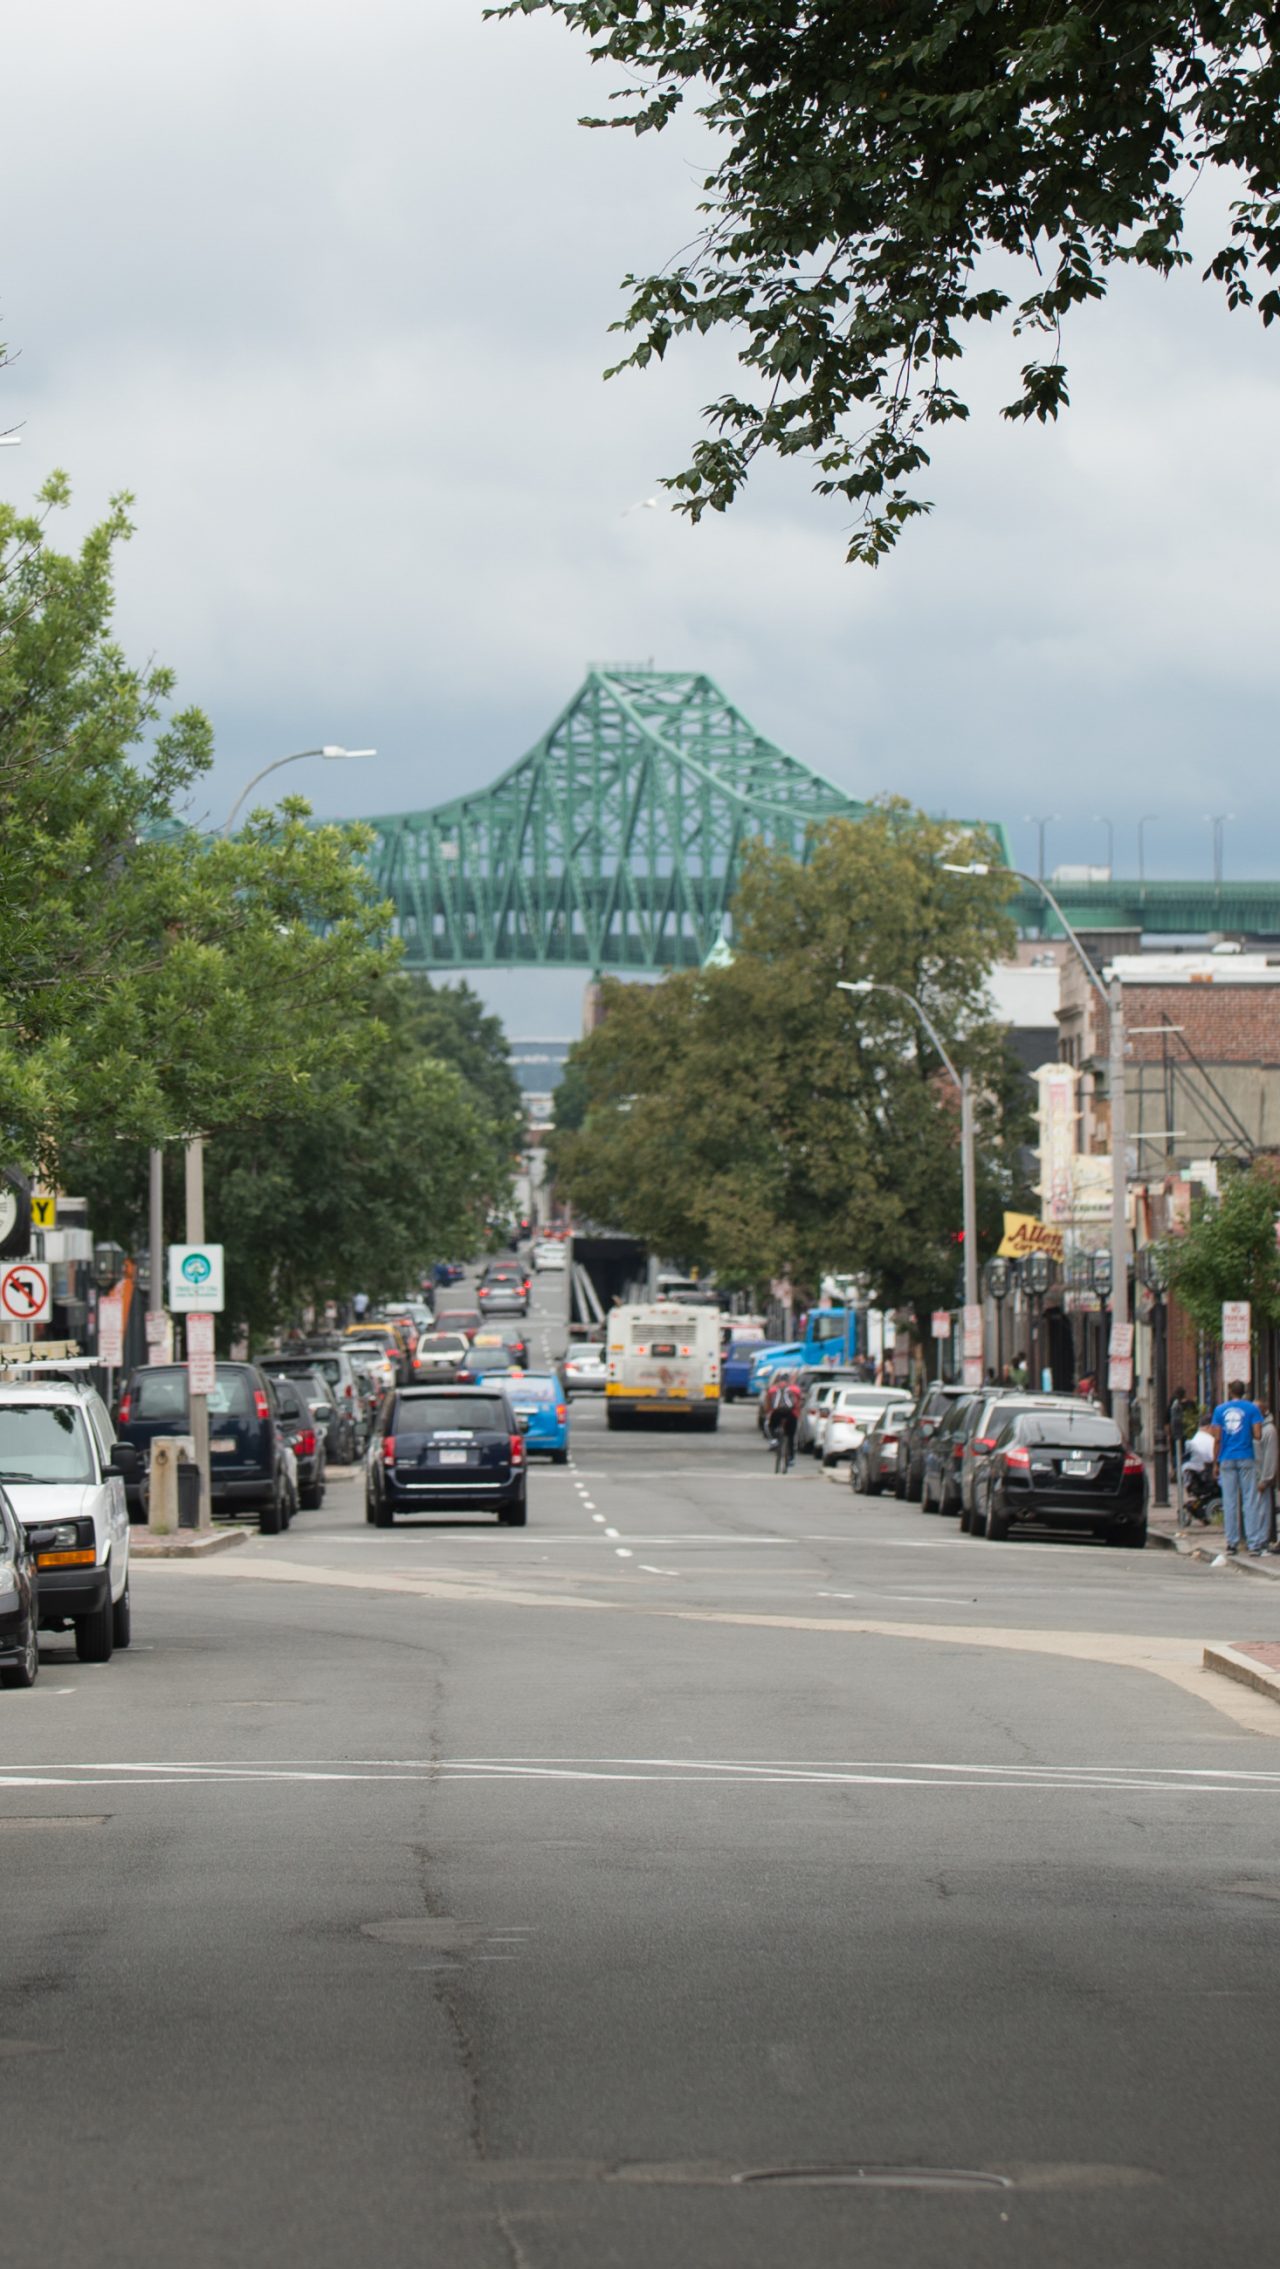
(133, 1370, 190, 1419)
(208, 1369, 257, 1418)
(418, 1336, 466, 1355)
(508, 1378, 557, 1404)
(1015, 1415, 1123, 1448)
(273, 1356, 342, 1387)
(394, 1397, 507, 1432)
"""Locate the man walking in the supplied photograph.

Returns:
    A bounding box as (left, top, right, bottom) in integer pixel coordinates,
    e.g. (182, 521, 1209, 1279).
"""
(1210, 1377, 1266, 1557)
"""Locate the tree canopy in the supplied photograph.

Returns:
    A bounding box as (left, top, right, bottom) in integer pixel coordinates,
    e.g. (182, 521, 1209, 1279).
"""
(551, 804, 1032, 1314)
(1160, 1162, 1280, 1338)
(494, 2, 1280, 560)
(0, 476, 389, 1170)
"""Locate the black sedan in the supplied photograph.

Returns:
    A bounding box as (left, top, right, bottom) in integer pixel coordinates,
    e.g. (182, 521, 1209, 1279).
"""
(971, 1410, 1147, 1547)
(0, 1486, 41, 1690)
(366, 1388, 527, 1527)
(269, 1376, 327, 1511)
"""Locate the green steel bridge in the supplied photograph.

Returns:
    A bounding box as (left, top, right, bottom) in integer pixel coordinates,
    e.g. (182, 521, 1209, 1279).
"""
(362, 669, 1280, 971)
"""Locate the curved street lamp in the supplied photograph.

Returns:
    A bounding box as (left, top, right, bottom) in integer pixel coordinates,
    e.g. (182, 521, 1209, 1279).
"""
(222, 744, 377, 834)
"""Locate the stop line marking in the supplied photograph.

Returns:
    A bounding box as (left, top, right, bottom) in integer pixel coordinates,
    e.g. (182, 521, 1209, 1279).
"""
(4, 1756, 1280, 1795)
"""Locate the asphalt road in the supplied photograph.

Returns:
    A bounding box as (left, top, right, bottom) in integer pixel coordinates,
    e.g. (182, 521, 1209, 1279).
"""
(5, 1274, 1280, 2268)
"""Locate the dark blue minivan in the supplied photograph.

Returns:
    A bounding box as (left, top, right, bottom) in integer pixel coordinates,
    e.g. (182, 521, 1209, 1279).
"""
(117, 1362, 293, 1532)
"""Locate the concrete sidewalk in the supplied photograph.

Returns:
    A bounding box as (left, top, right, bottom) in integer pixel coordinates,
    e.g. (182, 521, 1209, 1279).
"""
(1148, 1504, 1280, 1577)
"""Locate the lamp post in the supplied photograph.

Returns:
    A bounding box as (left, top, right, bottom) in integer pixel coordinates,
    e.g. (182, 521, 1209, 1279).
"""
(1091, 814, 1114, 875)
(837, 978, 979, 1379)
(1137, 815, 1157, 885)
(1023, 813, 1061, 885)
(221, 744, 377, 834)
(943, 859, 1132, 1438)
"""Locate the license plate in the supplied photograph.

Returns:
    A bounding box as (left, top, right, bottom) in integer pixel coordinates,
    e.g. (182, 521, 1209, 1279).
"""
(1062, 1457, 1093, 1476)
(210, 1438, 237, 1455)
(438, 1449, 469, 1466)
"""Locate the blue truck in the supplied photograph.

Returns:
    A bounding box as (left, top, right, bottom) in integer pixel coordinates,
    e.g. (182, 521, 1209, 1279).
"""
(745, 1308, 861, 1395)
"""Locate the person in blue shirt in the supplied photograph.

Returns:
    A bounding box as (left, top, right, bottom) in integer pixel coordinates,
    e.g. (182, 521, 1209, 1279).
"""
(1210, 1379, 1265, 1556)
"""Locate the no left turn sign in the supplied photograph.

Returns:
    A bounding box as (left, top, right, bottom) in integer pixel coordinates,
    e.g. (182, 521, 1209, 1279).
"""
(1, 1261, 51, 1323)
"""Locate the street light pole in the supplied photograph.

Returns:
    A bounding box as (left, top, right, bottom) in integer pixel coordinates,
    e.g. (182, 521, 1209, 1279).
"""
(836, 979, 979, 1367)
(1023, 813, 1061, 887)
(1137, 815, 1157, 885)
(222, 744, 377, 834)
(943, 860, 1132, 1437)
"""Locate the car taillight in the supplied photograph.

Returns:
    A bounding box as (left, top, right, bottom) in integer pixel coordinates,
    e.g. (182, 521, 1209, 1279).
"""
(510, 1434, 525, 1463)
(382, 1435, 396, 1465)
(972, 1436, 996, 1454)
(1004, 1446, 1030, 1469)
(1123, 1451, 1144, 1475)
(456, 1369, 474, 1384)
(118, 1390, 132, 1425)
(345, 1384, 353, 1399)
(883, 1433, 898, 1447)
(254, 1389, 270, 1421)
(556, 1405, 568, 1423)
(296, 1429, 316, 1458)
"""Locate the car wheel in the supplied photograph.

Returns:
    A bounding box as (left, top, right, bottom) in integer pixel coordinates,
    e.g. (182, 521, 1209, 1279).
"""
(958, 1495, 972, 1534)
(75, 1596, 115, 1664)
(499, 1490, 528, 1528)
(550, 1449, 569, 1466)
(373, 1497, 394, 1528)
(865, 1469, 882, 1497)
(111, 1577, 132, 1650)
(300, 1481, 323, 1511)
(259, 1486, 283, 1536)
(906, 1461, 923, 1503)
(365, 1492, 377, 1525)
(894, 1468, 907, 1499)
(921, 1472, 938, 1513)
(985, 1497, 1007, 1542)
(1, 1612, 38, 1689)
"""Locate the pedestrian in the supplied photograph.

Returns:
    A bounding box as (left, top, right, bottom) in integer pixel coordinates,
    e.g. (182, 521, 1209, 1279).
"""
(1009, 1355, 1027, 1390)
(1257, 1395, 1279, 1551)
(1182, 1412, 1218, 1526)
(1210, 1377, 1266, 1557)
(773, 1375, 803, 1472)
(1167, 1383, 1188, 1508)
(352, 1290, 370, 1320)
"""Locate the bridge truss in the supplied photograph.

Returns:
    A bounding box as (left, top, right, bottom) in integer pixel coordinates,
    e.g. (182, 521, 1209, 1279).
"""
(365, 668, 861, 972)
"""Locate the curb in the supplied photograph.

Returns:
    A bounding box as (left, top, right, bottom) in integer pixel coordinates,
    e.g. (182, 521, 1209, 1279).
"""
(1204, 1642, 1280, 1705)
(1147, 1528, 1280, 1578)
(131, 1528, 251, 1559)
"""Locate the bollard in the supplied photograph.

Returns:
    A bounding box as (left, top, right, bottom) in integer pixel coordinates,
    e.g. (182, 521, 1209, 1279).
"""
(149, 1436, 199, 1535)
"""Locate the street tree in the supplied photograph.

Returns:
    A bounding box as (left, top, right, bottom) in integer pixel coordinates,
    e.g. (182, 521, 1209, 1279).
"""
(494, 3, 1280, 560)
(1160, 1162, 1280, 1339)
(552, 803, 1031, 1317)
(0, 476, 389, 1171)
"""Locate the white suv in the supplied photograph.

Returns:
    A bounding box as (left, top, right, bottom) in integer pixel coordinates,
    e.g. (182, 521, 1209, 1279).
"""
(0, 1377, 137, 1662)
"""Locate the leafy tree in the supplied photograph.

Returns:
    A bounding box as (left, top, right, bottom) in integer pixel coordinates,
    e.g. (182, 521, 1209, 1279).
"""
(402, 977, 524, 1198)
(552, 803, 1030, 1315)
(0, 476, 388, 1170)
(1160, 1162, 1280, 1338)
(69, 972, 502, 1347)
(494, 3, 1280, 560)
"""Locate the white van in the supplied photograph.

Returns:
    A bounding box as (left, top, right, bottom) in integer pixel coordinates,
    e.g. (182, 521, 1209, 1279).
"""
(0, 1378, 137, 1661)
(606, 1302, 720, 1431)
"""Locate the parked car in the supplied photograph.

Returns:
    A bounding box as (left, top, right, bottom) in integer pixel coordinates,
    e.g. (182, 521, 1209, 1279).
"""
(819, 1385, 913, 1467)
(723, 1337, 778, 1403)
(504, 1373, 570, 1462)
(0, 1376, 136, 1661)
(342, 1339, 399, 1400)
(262, 1355, 359, 1462)
(853, 1403, 915, 1495)
(532, 1241, 567, 1272)
(920, 1393, 979, 1514)
(0, 1484, 42, 1688)
(435, 1306, 482, 1343)
(365, 1386, 529, 1527)
(970, 1409, 1147, 1546)
(563, 1346, 606, 1395)
(957, 1391, 1092, 1531)
(344, 1319, 412, 1383)
(266, 1375, 328, 1509)
(117, 1361, 292, 1534)
(432, 1260, 466, 1287)
(897, 1382, 974, 1501)
(799, 1369, 865, 1454)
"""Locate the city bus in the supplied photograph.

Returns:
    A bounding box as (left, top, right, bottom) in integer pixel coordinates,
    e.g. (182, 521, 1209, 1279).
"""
(605, 1302, 721, 1430)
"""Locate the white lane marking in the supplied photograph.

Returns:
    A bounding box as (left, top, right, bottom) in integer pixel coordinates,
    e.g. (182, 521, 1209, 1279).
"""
(3, 1755, 1280, 1795)
(639, 1565, 680, 1577)
(604, 1527, 620, 1539)
(581, 1501, 596, 1512)
(614, 1548, 633, 1559)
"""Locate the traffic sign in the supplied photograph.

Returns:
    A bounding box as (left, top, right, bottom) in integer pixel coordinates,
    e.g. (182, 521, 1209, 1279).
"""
(1, 1260, 50, 1324)
(30, 1194, 56, 1230)
(930, 1310, 951, 1340)
(169, 1244, 225, 1313)
(1222, 1300, 1251, 1341)
(98, 1287, 125, 1368)
(186, 1312, 217, 1395)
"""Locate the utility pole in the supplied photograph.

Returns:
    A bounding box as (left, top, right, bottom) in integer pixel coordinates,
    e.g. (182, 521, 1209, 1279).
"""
(185, 1138, 209, 1521)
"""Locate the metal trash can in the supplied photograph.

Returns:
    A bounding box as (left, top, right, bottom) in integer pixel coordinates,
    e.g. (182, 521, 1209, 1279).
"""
(177, 1461, 202, 1530)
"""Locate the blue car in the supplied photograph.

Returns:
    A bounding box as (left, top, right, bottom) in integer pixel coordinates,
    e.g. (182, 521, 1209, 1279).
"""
(505, 1373, 570, 1464)
(723, 1339, 770, 1402)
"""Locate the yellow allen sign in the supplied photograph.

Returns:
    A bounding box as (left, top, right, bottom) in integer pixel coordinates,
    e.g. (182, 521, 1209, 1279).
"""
(998, 1212, 1064, 1264)
(30, 1195, 57, 1230)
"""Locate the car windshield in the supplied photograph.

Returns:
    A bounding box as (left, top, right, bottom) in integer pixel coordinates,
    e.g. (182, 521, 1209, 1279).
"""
(0, 1403, 95, 1484)
(395, 1397, 506, 1432)
(508, 1378, 557, 1405)
(418, 1336, 467, 1355)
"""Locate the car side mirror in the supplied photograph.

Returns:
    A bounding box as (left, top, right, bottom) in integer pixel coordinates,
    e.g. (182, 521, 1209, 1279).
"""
(108, 1443, 141, 1480)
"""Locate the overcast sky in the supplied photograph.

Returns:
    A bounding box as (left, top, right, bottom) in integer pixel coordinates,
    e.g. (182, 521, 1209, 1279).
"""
(6, 1, 1279, 1031)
